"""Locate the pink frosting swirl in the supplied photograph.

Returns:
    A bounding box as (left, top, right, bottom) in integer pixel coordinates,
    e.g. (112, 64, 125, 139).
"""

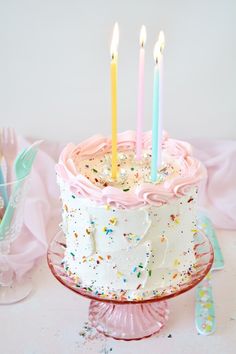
(136, 183, 175, 206)
(56, 131, 207, 209)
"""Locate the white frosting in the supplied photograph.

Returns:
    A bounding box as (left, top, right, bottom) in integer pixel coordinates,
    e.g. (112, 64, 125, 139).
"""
(58, 176, 198, 300)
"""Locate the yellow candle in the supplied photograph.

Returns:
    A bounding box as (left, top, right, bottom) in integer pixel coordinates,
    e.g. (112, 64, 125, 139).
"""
(110, 23, 119, 180)
(111, 59, 117, 179)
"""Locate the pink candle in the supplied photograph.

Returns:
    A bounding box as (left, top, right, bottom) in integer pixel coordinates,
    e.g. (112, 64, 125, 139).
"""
(136, 25, 147, 160)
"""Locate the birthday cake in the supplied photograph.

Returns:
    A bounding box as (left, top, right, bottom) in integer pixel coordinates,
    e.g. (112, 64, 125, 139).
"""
(56, 131, 206, 300)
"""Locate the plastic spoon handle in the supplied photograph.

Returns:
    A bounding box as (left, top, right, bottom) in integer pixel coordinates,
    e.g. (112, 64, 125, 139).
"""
(0, 179, 24, 240)
(197, 212, 224, 270)
(195, 272, 216, 335)
(0, 166, 8, 207)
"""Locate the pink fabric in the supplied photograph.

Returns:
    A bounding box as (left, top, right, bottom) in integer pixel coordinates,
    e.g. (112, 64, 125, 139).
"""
(191, 138, 236, 230)
(1, 135, 235, 281)
(0, 136, 63, 280)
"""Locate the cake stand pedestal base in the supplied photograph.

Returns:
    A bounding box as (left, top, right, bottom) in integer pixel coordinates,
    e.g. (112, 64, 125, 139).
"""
(89, 300, 169, 341)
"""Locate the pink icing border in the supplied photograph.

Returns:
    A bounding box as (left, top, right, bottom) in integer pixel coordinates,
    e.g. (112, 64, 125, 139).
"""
(56, 131, 207, 209)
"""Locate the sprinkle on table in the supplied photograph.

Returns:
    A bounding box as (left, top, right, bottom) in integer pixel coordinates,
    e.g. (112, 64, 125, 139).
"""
(64, 204, 68, 212)
(174, 259, 180, 267)
(117, 271, 123, 278)
(109, 217, 117, 225)
(160, 235, 166, 243)
(103, 227, 113, 235)
(170, 214, 180, 224)
(191, 228, 198, 233)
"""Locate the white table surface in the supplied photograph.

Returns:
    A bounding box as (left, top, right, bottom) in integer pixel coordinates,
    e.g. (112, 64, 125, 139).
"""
(1, 228, 236, 354)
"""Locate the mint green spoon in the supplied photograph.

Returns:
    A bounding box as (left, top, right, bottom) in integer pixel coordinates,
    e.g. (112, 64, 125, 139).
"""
(0, 141, 42, 240)
(195, 213, 224, 335)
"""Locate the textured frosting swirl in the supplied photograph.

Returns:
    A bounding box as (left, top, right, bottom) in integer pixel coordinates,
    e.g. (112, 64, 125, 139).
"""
(56, 131, 206, 208)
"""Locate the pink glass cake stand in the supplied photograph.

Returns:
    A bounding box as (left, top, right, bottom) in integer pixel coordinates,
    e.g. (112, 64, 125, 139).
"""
(47, 230, 213, 341)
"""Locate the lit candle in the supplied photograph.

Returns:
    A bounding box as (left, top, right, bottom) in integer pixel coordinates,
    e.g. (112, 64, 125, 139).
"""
(110, 22, 119, 180)
(136, 25, 147, 160)
(151, 40, 161, 182)
(157, 31, 165, 165)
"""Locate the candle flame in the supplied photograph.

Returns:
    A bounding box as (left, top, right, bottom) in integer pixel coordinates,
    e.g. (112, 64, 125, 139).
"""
(110, 22, 119, 60)
(139, 25, 147, 47)
(158, 30, 165, 54)
(153, 31, 165, 65)
(153, 40, 161, 65)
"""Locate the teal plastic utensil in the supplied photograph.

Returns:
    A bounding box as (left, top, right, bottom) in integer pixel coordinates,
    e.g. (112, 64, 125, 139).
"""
(0, 165, 8, 208)
(195, 213, 224, 335)
(0, 141, 42, 240)
(197, 213, 224, 270)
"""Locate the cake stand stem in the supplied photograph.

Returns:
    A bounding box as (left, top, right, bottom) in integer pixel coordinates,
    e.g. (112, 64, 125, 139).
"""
(89, 300, 169, 341)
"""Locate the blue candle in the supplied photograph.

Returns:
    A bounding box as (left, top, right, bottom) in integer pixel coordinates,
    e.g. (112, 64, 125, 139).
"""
(151, 43, 160, 182)
(157, 31, 165, 168)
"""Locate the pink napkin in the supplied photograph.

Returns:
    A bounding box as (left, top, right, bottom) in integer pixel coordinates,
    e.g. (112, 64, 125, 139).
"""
(1, 135, 235, 281)
(191, 138, 236, 230)
(0, 136, 63, 280)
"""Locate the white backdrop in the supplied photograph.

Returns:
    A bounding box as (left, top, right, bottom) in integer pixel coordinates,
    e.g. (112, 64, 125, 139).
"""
(0, 0, 235, 143)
